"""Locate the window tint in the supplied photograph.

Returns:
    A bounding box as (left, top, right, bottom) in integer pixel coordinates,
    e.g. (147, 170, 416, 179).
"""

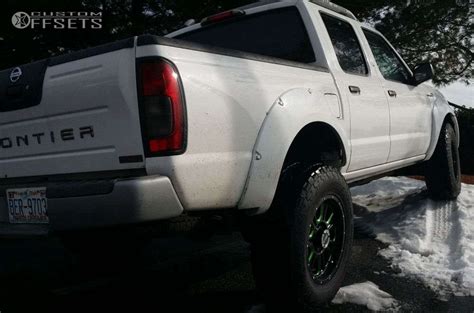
(321, 14, 368, 75)
(175, 8, 315, 63)
(363, 30, 412, 84)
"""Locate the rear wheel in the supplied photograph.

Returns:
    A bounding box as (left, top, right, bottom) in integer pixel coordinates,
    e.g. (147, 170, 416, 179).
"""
(306, 195, 346, 285)
(425, 122, 461, 200)
(248, 166, 353, 312)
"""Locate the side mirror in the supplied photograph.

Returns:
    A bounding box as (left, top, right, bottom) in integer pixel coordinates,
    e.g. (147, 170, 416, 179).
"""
(413, 62, 433, 85)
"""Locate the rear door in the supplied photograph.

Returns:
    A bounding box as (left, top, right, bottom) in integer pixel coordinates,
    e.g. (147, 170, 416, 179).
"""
(362, 29, 432, 162)
(320, 13, 390, 171)
(0, 40, 145, 179)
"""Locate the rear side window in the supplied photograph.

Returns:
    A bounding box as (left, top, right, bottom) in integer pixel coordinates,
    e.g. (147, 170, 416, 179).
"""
(175, 7, 316, 64)
(321, 13, 368, 75)
(363, 30, 412, 84)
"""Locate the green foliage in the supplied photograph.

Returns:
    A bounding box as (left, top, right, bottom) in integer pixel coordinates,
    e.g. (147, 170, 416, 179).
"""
(334, 0, 473, 86)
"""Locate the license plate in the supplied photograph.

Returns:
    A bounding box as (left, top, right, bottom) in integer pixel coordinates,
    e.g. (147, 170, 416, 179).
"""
(6, 187, 49, 224)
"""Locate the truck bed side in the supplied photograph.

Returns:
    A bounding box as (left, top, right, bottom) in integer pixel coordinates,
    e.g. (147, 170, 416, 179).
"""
(136, 36, 338, 210)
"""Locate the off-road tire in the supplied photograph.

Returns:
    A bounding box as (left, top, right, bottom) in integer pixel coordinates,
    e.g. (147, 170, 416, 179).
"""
(249, 166, 353, 312)
(425, 123, 461, 200)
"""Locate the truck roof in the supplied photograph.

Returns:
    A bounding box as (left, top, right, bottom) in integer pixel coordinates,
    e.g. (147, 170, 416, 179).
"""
(308, 0, 357, 20)
(168, 0, 358, 38)
(237, 0, 357, 21)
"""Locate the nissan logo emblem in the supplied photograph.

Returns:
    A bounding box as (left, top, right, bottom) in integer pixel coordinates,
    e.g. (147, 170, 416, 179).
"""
(10, 67, 22, 83)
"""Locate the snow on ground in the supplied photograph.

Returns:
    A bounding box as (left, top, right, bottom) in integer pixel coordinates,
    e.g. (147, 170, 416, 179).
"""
(332, 281, 399, 311)
(351, 177, 474, 297)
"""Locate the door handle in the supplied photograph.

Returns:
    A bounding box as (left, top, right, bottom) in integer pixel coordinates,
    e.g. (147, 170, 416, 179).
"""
(349, 85, 360, 94)
(388, 90, 397, 97)
(427, 93, 434, 97)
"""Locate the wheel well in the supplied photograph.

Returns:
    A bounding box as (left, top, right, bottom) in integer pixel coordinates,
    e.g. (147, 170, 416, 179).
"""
(283, 122, 346, 169)
(444, 113, 457, 130)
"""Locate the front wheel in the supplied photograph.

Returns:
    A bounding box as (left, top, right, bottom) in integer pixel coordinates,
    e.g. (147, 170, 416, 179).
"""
(250, 166, 353, 312)
(425, 122, 461, 200)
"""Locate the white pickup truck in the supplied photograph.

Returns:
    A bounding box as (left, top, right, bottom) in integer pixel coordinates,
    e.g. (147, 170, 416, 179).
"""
(0, 0, 461, 310)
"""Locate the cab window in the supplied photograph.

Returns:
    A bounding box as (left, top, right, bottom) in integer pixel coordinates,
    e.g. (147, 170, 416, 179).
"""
(363, 29, 412, 84)
(321, 13, 368, 75)
(176, 8, 316, 64)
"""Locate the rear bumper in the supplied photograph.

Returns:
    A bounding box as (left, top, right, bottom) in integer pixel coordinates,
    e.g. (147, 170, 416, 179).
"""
(0, 175, 184, 237)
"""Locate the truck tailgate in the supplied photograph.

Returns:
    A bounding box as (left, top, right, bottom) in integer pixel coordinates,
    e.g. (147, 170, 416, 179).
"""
(0, 39, 145, 178)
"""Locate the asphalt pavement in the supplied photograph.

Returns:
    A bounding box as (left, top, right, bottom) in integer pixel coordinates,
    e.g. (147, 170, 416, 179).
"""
(0, 227, 473, 312)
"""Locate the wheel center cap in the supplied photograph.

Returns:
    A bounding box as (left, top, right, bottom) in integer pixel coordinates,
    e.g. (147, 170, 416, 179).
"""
(321, 229, 330, 249)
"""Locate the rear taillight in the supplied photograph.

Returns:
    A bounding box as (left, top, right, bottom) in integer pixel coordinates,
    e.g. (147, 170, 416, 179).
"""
(138, 59, 186, 156)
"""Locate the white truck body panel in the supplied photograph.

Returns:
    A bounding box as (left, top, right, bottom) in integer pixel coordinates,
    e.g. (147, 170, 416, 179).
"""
(306, 5, 391, 171)
(138, 44, 337, 209)
(0, 46, 145, 178)
(356, 26, 434, 163)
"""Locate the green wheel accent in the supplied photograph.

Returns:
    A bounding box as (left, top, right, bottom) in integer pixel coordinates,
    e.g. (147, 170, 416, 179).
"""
(308, 246, 316, 263)
(309, 225, 316, 239)
(306, 195, 345, 284)
(317, 203, 326, 223)
(326, 212, 334, 225)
